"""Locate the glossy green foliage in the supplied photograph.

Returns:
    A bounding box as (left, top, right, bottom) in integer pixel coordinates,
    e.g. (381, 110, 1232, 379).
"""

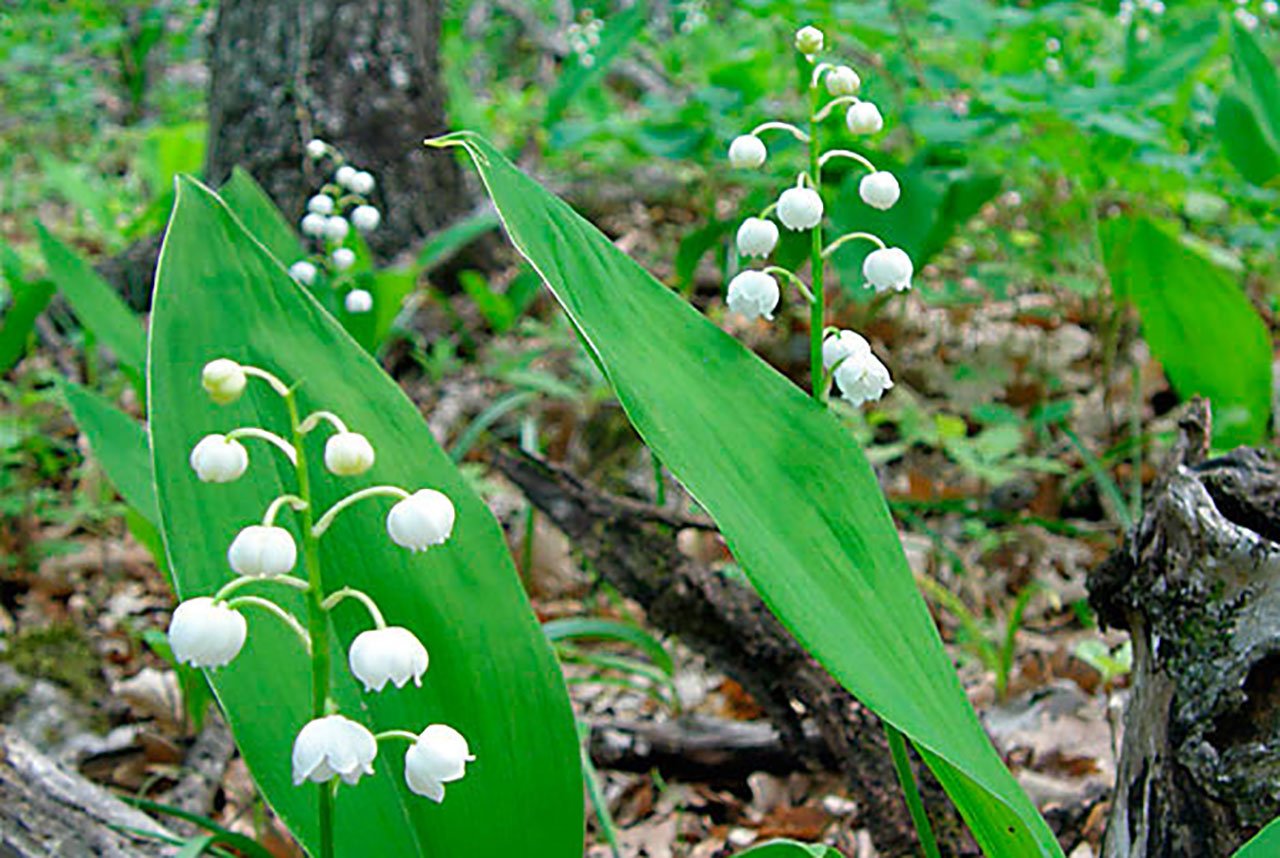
(439, 131, 1061, 857)
(735, 841, 841, 858)
(1234, 815, 1280, 857)
(62, 381, 157, 524)
(0, 280, 55, 374)
(218, 167, 306, 266)
(149, 177, 583, 857)
(1217, 20, 1280, 187)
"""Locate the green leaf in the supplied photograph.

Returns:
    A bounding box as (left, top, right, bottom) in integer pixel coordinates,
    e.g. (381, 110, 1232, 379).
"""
(149, 176, 583, 857)
(543, 616, 673, 675)
(0, 280, 55, 374)
(416, 211, 500, 271)
(1101, 216, 1271, 446)
(436, 131, 1061, 857)
(1217, 89, 1280, 186)
(1234, 815, 1280, 857)
(35, 223, 147, 378)
(61, 381, 158, 524)
(218, 168, 306, 266)
(734, 840, 841, 857)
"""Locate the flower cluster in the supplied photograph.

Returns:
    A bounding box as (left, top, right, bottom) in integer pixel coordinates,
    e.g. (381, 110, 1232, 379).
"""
(722, 25, 910, 408)
(295, 139, 379, 315)
(174, 358, 473, 803)
(566, 11, 604, 67)
(1232, 0, 1278, 31)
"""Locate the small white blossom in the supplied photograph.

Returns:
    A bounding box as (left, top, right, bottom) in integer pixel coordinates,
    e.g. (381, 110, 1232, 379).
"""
(334, 165, 359, 190)
(404, 724, 475, 802)
(777, 187, 824, 231)
(1045, 57, 1062, 75)
(325, 432, 375, 476)
(332, 248, 356, 271)
(301, 213, 328, 237)
(289, 260, 318, 285)
(168, 597, 246, 668)
(323, 216, 350, 242)
(1234, 7, 1260, 29)
(307, 194, 334, 215)
(846, 101, 884, 135)
(736, 217, 779, 258)
(201, 359, 246, 405)
(794, 25, 824, 57)
(833, 348, 893, 406)
(387, 489, 456, 551)
(826, 65, 861, 96)
(227, 525, 297, 577)
(348, 626, 429, 692)
(822, 329, 872, 371)
(344, 289, 373, 314)
(863, 247, 914, 293)
(292, 715, 378, 786)
(190, 434, 249, 483)
(349, 171, 376, 196)
(726, 270, 780, 321)
(1151, 0, 1166, 14)
(351, 205, 381, 232)
(1265, 0, 1278, 15)
(306, 139, 328, 160)
(1046, 37, 1062, 53)
(728, 135, 767, 169)
(859, 171, 901, 211)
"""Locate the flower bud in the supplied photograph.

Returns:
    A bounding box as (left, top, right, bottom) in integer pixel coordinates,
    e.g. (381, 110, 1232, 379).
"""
(822, 329, 871, 371)
(325, 432, 375, 476)
(168, 597, 246, 668)
(348, 626, 429, 692)
(289, 260, 318, 285)
(728, 135, 767, 169)
(349, 170, 375, 196)
(331, 247, 356, 271)
(228, 525, 297, 577)
(344, 289, 373, 314)
(307, 194, 334, 215)
(190, 434, 249, 483)
(306, 139, 328, 159)
(387, 489, 456, 551)
(726, 270, 780, 321)
(794, 25, 824, 56)
(826, 65, 861, 96)
(863, 247, 913, 293)
(323, 216, 350, 242)
(859, 171, 900, 211)
(404, 724, 475, 802)
(846, 101, 884, 135)
(833, 347, 893, 405)
(292, 715, 378, 786)
(736, 217, 779, 258)
(351, 205, 381, 232)
(301, 212, 328, 237)
(777, 187, 824, 231)
(334, 165, 358, 190)
(201, 359, 246, 405)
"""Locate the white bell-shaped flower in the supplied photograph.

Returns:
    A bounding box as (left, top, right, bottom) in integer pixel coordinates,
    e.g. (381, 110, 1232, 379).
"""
(201, 359, 246, 405)
(726, 270, 780, 321)
(344, 289, 373, 314)
(307, 194, 335, 215)
(228, 525, 297, 577)
(292, 715, 378, 786)
(859, 171, 900, 211)
(777, 187, 823, 231)
(728, 134, 767, 169)
(323, 216, 350, 242)
(168, 597, 246, 668)
(349, 171, 376, 196)
(351, 205, 381, 232)
(387, 489, 456, 551)
(822, 329, 872, 371)
(826, 65, 861, 96)
(332, 247, 356, 271)
(348, 626, 429, 692)
(846, 101, 884, 135)
(794, 25, 824, 56)
(863, 247, 913, 293)
(325, 431, 375, 476)
(404, 724, 475, 802)
(736, 217, 779, 258)
(301, 213, 327, 237)
(289, 260, 318, 285)
(306, 139, 328, 159)
(334, 165, 359, 190)
(190, 434, 249, 483)
(833, 348, 893, 406)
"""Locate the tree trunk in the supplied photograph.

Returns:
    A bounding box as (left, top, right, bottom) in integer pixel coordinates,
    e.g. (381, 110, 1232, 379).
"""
(204, 0, 466, 261)
(1090, 400, 1280, 857)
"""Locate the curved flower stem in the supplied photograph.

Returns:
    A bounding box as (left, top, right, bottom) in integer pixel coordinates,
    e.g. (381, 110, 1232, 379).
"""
(813, 95, 861, 123)
(262, 494, 308, 527)
(321, 586, 387, 629)
(240, 365, 293, 398)
(886, 725, 942, 858)
(298, 410, 349, 436)
(224, 427, 298, 466)
(822, 231, 888, 259)
(374, 730, 420, 745)
(749, 120, 810, 143)
(795, 171, 814, 190)
(224, 596, 312, 654)
(311, 486, 411, 537)
(818, 149, 877, 173)
(810, 62, 834, 89)
(763, 267, 815, 305)
(808, 77, 826, 401)
(215, 574, 310, 602)
(756, 202, 778, 220)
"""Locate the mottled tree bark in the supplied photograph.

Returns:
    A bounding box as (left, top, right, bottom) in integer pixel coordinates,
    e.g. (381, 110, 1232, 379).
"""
(204, 0, 466, 261)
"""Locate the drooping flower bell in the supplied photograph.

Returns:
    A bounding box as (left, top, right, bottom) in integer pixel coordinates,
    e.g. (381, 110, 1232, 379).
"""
(289, 260, 318, 285)
(301, 213, 327, 237)
(307, 194, 335, 215)
(334, 165, 359, 190)
(726, 270, 780, 321)
(292, 715, 378, 786)
(777, 187, 824, 231)
(387, 489, 456, 552)
(349, 170, 375, 196)
(832, 347, 893, 406)
(168, 597, 247, 668)
(846, 101, 884, 135)
(822, 329, 872, 372)
(323, 216, 350, 242)
(736, 217, 779, 258)
(351, 205, 381, 233)
(728, 135, 767, 169)
(344, 289, 373, 314)
(348, 626, 429, 692)
(331, 247, 356, 271)
(228, 525, 297, 577)
(794, 25, 824, 57)
(404, 724, 475, 802)
(863, 247, 914, 293)
(826, 65, 861, 96)
(190, 434, 249, 483)
(201, 359, 246, 405)
(306, 139, 328, 159)
(859, 171, 900, 211)
(325, 432, 375, 476)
